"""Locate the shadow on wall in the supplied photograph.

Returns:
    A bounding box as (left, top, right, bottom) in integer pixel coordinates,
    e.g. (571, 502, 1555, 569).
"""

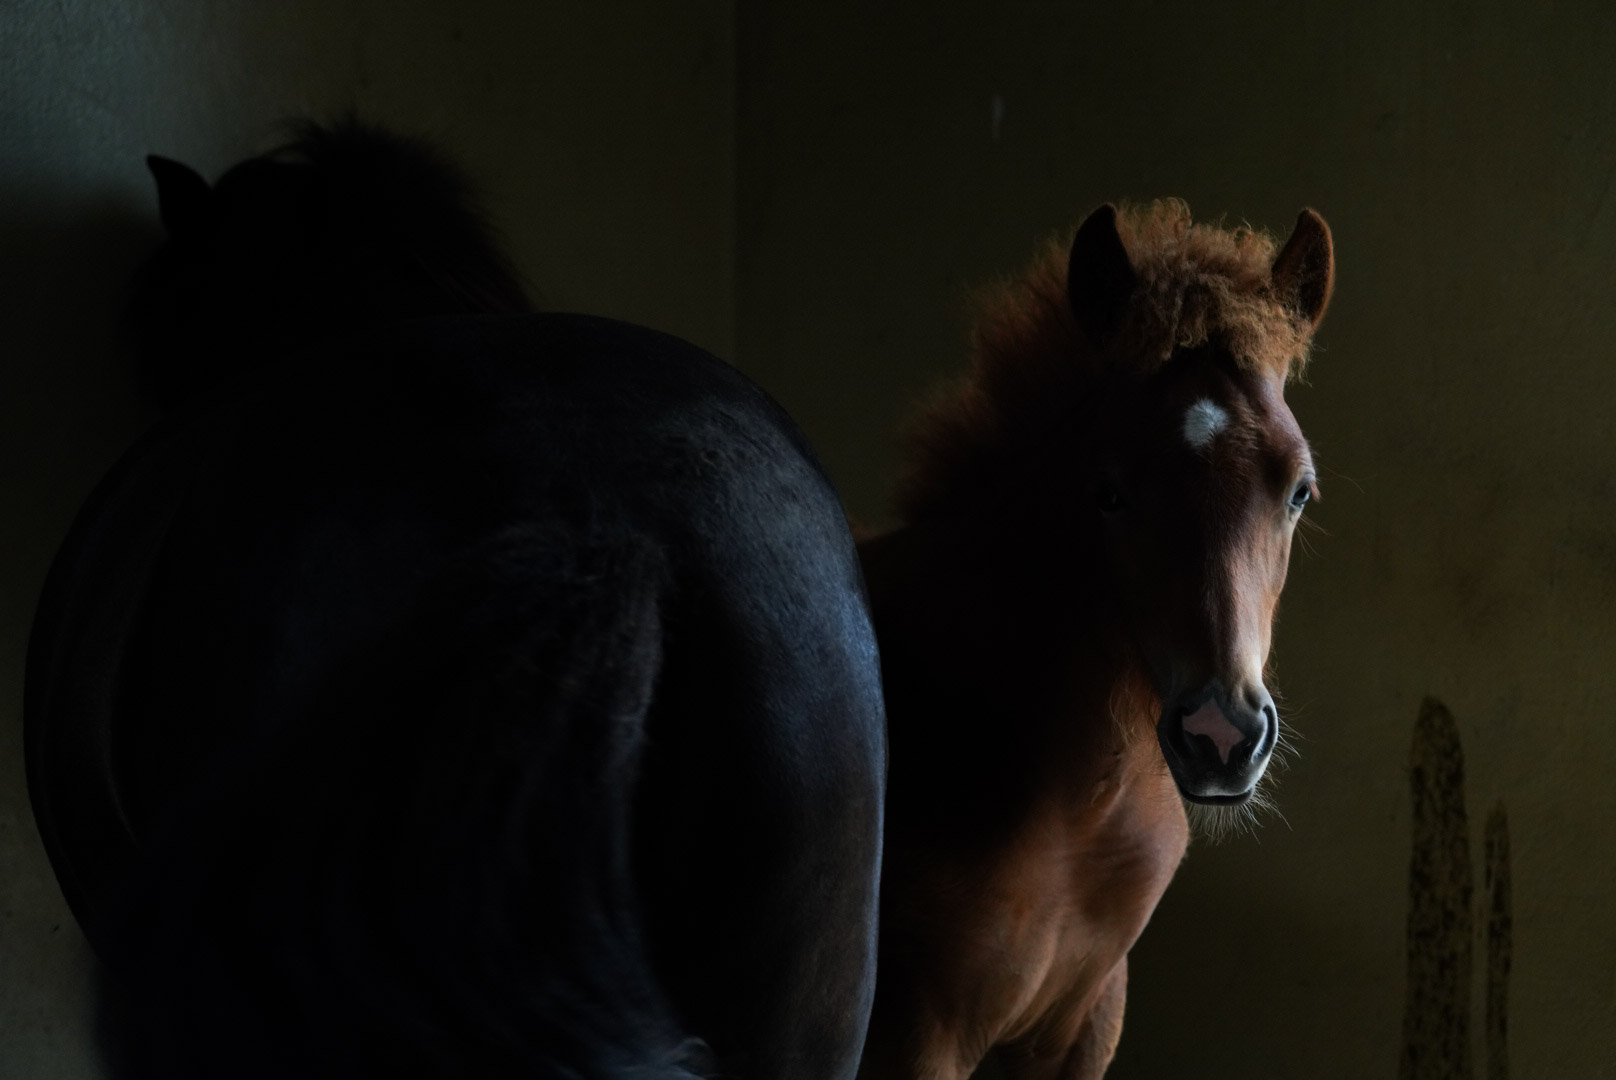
(1401, 698, 1512, 1080)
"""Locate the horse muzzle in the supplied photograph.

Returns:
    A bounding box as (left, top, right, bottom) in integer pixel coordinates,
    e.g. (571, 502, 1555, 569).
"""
(1156, 684, 1277, 804)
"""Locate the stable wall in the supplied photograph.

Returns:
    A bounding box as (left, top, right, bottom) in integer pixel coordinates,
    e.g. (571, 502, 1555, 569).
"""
(736, 3, 1616, 1078)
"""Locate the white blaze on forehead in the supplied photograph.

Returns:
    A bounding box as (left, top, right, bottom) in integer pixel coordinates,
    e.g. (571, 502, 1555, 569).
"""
(1183, 398, 1230, 450)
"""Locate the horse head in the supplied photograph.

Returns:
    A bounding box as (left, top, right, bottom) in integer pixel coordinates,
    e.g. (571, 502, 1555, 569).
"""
(1069, 202, 1333, 808)
(131, 121, 531, 407)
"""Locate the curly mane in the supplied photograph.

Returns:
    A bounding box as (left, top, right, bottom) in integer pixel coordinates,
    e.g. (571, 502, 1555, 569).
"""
(894, 200, 1320, 522)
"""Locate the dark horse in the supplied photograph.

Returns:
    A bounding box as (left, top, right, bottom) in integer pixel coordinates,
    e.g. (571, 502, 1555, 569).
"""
(857, 201, 1334, 1079)
(26, 123, 886, 1079)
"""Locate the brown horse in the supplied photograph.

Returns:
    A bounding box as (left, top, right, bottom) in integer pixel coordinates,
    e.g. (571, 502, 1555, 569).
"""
(856, 200, 1334, 1080)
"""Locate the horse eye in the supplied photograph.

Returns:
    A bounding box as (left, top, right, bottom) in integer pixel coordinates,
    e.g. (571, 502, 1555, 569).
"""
(1290, 482, 1313, 511)
(1097, 481, 1126, 514)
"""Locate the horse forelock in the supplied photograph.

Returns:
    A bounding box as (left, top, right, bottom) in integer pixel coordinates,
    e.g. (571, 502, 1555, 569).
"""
(982, 201, 1315, 384)
(1111, 199, 1315, 383)
(894, 200, 1315, 523)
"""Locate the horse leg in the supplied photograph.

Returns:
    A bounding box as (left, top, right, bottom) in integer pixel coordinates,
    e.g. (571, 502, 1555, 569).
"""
(998, 961, 1129, 1080)
(635, 740, 884, 1080)
(857, 995, 982, 1080)
(631, 623, 885, 1080)
(1058, 961, 1128, 1080)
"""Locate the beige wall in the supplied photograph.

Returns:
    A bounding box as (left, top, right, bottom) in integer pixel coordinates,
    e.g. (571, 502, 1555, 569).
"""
(737, 3, 1616, 1078)
(0, 2, 733, 1075)
(7, 1, 1616, 1077)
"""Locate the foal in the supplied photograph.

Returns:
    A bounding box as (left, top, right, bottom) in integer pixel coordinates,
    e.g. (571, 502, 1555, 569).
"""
(858, 201, 1334, 1080)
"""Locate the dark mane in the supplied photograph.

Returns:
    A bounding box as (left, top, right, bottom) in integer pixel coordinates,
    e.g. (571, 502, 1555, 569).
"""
(894, 200, 1319, 522)
(268, 118, 533, 317)
(129, 118, 534, 407)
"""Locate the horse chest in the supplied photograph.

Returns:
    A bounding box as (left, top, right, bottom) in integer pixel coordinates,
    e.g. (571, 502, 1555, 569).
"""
(971, 791, 1184, 1040)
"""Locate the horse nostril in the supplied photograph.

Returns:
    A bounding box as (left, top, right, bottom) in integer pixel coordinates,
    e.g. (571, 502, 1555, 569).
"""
(1181, 702, 1245, 765)
(1259, 702, 1279, 755)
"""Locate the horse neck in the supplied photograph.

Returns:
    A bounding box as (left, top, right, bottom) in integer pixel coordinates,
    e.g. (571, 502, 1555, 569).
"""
(860, 516, 1173, 854)
(859, 513, 1159, 765)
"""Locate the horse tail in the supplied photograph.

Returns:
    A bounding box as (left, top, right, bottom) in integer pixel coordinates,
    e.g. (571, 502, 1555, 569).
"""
(101, 527, 704, 1080)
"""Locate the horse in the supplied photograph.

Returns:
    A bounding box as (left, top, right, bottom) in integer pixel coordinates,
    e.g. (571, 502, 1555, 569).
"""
(855, 200, 1334, 1080)
(25, 121, 887, 1080)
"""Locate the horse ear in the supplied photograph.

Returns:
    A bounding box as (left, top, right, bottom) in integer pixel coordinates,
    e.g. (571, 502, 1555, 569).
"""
(1067, 204, 1137, 346)
(147, 155, 212, 238)
(1270, 208, 1334, 328)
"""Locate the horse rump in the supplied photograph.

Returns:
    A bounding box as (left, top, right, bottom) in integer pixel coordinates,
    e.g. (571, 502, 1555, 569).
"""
(98, 526, 704, 1080)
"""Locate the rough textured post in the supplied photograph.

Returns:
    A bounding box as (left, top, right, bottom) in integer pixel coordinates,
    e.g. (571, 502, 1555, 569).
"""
(1399, 697, 1473, 1080)
(1483, 802, 1511, 1080)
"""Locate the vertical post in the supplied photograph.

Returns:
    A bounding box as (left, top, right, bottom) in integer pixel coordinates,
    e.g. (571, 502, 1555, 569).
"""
(1483, 802, 1511, 1080)
(1399, 697, 1473, 1080)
